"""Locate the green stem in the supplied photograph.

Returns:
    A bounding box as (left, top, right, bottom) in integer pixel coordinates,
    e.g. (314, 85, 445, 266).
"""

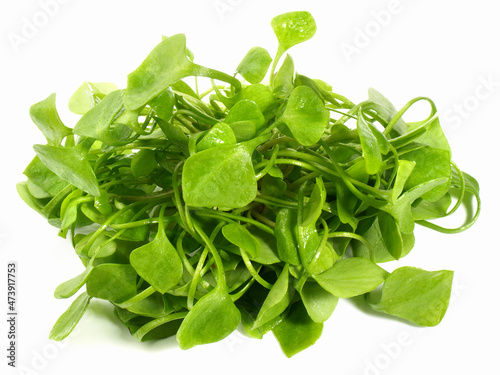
(193, 65, 241, 92)
(255, 146, 279, 180)
(187, 247, 209, 310)
(172, 161, 191, 235)
(240, 249, 273, 289)
(115, 286, 156, 309)
(133, 311, 189, 342)
(416, 180, 481, 234)
(193, 222, 227, 289)
(383, 96, 436, 136)
(250, 210, 276, 228)
(328, 232, 374, 262)
(195, 208, 275, 234)
(230, 277, 256, 302)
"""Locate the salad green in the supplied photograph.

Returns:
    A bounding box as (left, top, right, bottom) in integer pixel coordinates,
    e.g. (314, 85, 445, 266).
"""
(18, 10, 480, 357)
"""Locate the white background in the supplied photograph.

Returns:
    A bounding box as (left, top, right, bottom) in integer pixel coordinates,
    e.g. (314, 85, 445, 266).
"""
(1, 1, 498, 374)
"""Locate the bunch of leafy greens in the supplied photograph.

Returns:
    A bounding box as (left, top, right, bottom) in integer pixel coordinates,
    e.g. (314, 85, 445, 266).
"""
(18, 11, 480, 357)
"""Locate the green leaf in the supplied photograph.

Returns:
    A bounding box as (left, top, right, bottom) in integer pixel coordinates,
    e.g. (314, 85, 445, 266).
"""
(125, 34, 240, 110)
(335, 181, 359, 230)
(273, 301, 323, 358)
(49, 292, 91, 341)
(217, 84, 276, 114)
(357, 110, 382, 175)
(86, 264, 137, 303)
(112, 208, 150, 242)
(23, 156, 68, 198)
(131, 149, 158, 177)
(247, 226, 280, 265)
(367, 120, 390, 155)
(75, 231, 117, 258)
(273, 54, 295, 98)
(129, 226, 183, 294)
(301, 177, 325, 227)
(54, 265, 94, 299)
(197, 122, 237, 151)
(254, 264, 293, 328)
(271, 11, 317, 56)
(156, 118, 189, 151)
(73, 90, 132, 146)
(60, 197, 81, 231)
(33, 144, 100, 196)
(367, 88, 407, 135)
(377, 178, 449, 234)
(377, 211, 404, 260)
(30, 93, 72, 146)
(392, 160, 416, 201)
(16, 182, 47, 216)
(298, 281, 339, 323)
(353, 216, 414, 263)
(150, 88, 175, 121)
(68, 82, 119, 115)
(411, 194, 452, 221)
(239, 307, 264, 339)
(225, 100, 266, 141)
(307, 241, 337, 276)
(313, 257, 388, 298)
(182, 144, 257, 209)
(400, 147, 451, 201)
(176, 286, 240, 349)
(261, 174, 287, 198)
(277, 85, 329, 146)
(275, 208, 300, 265)
(26, 180, 51, 199)
(368, 267, 454, 326)
(222, 223, 261, 259)
(236, 46, 272, 84)
(93, 189, 113, 216)
(127, 292, 167, 318)
(297, 225, 320, 269)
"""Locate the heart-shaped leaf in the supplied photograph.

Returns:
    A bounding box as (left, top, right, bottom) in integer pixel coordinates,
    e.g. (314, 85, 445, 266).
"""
(33, 144, 100, 196)
(30, 93, 72, 146)
(130, 223, 183, 294)
(368, 267, 454, 326)
(197, 122, 237, 151)
(176, 286, 240, 349)
(182, 144, 257, 209)
(125, 34, 240, 110)
(273, 301, 323, 358)
(253, 264, 293, 328)
(222, 223, 261, 259)
(313, 257, 388, 298)
(86, 264, 137, 303)
(277, 85, 329, 146)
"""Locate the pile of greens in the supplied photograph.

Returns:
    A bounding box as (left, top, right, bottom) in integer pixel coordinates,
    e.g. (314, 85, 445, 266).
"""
(18, 11, 480, 357)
